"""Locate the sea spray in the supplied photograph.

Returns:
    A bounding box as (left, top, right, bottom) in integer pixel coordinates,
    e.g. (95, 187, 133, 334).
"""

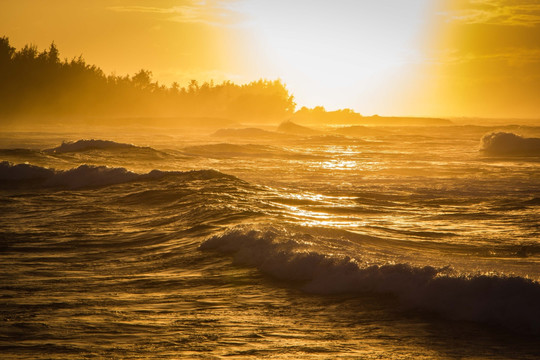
(201, 225, 540, 334)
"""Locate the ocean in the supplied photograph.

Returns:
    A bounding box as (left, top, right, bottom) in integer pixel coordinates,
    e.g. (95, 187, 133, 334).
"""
(1, 124, 539, 359)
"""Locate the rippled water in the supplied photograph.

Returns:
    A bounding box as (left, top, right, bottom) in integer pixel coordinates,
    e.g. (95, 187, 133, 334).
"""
(1, 125, 539, 359)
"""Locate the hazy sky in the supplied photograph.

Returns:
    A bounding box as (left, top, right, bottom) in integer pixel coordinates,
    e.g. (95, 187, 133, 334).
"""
(1, 0, 539, 118)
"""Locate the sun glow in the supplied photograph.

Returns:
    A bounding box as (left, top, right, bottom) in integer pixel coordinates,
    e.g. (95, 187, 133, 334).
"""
(233, 0, 432, 112)
(3, 0, 540, 119)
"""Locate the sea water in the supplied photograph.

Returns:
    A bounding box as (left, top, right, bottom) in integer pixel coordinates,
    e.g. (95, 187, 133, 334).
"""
(0, 125, 539, 359)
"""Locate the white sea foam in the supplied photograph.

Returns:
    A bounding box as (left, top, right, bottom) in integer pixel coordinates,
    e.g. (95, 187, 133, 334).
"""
(201, 226, 540, 334)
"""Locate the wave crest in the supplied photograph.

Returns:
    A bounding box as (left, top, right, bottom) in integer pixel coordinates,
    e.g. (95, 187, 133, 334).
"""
(44, 139, 150, 154)
(201, 226, 540, 334)
(0, 162, 236, 189)
(481, 132, 540, 156)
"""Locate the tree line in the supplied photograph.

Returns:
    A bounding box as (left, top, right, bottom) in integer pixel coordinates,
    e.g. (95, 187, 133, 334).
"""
(0, 37, 296, 122)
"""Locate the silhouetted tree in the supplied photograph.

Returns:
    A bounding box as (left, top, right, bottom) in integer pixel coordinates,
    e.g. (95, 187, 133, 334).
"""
(0, 37, 296, 122)
(0, 37, 14, 66)
(132, 69, 153, 90)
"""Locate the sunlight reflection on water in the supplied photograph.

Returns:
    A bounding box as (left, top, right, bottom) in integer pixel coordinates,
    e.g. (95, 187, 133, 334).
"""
(1, 128, 539, 359)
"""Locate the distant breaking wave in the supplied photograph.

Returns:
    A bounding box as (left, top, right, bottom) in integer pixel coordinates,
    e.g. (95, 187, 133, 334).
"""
(201, 226, 540, 334)
(44, 139, 154, 154)
(0, 161, 235, 189)
(481, 132, 540, 156)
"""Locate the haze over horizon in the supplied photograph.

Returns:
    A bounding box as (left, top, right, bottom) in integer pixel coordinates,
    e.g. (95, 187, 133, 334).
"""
(2, 0, 539, 119)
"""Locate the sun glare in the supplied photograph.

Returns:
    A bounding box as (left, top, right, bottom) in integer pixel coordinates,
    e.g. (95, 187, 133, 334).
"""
(234, 0, 432, 112)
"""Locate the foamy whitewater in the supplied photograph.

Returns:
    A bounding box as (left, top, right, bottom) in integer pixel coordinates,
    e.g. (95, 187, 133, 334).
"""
(1, 125, 539, 359)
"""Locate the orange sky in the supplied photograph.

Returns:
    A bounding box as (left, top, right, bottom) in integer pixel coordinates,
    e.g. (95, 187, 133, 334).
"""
(1, 0, 539, 119)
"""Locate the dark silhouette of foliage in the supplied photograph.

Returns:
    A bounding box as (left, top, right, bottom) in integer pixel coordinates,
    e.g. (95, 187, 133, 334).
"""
(291, 105, 451, 126)
(0, 37, 296, 122)
(292, 106, 363, 124)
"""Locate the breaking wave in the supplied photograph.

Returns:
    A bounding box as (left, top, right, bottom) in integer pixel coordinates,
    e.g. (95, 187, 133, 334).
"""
(481, 132, 540, 156)
(44, 139, 155, 154)
(277, 120, 321, 136)
(0, 161, 235, 189)
(201, 226, 540, 334)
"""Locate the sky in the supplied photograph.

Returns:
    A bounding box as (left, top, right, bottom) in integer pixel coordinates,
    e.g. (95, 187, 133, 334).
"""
(1, 0, 539, 119)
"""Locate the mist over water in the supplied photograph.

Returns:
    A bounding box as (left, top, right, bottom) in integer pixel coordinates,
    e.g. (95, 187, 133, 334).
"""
(1, 124, 540, 359)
